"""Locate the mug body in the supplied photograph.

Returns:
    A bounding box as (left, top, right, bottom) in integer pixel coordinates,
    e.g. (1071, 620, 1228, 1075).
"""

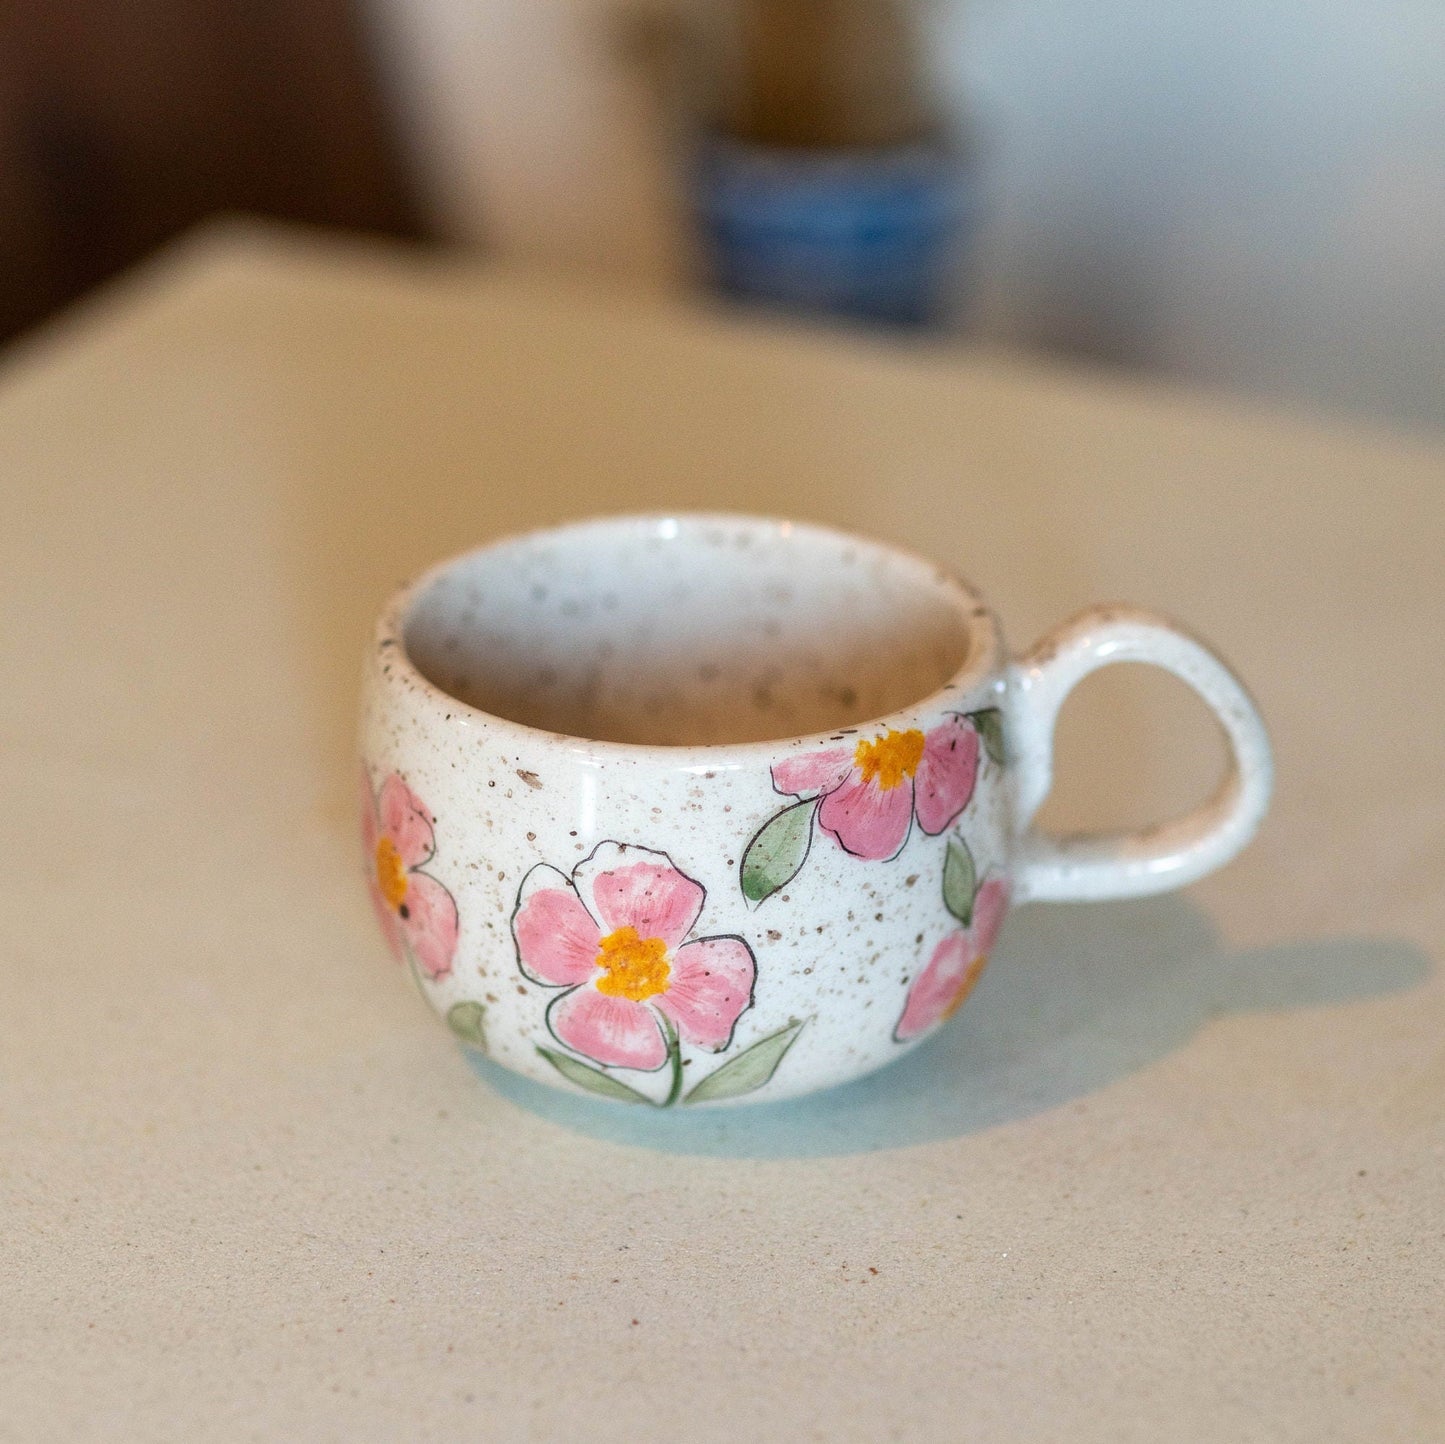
(359, 514, 1014, 1106)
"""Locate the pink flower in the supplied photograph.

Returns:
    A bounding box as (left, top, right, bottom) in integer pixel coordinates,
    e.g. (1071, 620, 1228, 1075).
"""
(512, 843, 756, 1071)
(361, 771, 460, 980)
(894, 877, 1010, 1041)
(771, 716, 981, 861)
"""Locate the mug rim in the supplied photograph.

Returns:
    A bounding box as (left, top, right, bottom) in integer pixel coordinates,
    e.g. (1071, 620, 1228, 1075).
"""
(375, 511, 1003, 762)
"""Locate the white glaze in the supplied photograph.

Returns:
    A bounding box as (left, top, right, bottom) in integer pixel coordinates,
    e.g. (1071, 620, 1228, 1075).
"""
(359, 515, 1272, 1106)
(1008, 606, 1275, 903)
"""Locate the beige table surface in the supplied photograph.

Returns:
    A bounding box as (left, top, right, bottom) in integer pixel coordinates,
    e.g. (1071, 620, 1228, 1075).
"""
(3, 222, 1443, 1442)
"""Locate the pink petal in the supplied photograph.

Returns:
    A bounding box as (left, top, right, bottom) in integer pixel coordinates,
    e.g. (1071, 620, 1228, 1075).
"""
(367, 880, 404, 962)
(360, 770, 379, 855)
(655, 937, 757, 1051)
(969, 877, 1010, 956)
(378, 774, 437, 868)
(578, 844, 704, 948)
(817, 770, 914, 860)
(399, 871, 460, 980)
(770, 747, 854, 797)
(913, 717, 981, 835)
(513, 867, 603, 986)
(548, 987, 668, 1071)
(894, 933, 985, 1041)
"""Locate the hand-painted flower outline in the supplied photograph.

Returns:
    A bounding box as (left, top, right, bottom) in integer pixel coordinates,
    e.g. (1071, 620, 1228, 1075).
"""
(361, 770, 460, 980)
(770, 714, 982, 862)
(512, 842, 757, 1072)
(894, 876, 1009, 1041)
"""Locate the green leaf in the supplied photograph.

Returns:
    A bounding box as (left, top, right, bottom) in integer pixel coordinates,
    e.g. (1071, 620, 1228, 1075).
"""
(942, 834, 978, 925)
(446, 1001, 488, 1051)
(536, 1046, 653, 1104)
(969, 708, 1006, 766)
(684, 1018, 806, 1104)
(740, 800, 815, 905)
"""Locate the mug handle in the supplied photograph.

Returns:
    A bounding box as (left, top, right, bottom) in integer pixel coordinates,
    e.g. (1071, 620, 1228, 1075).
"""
(1008, 605, 1273, 904)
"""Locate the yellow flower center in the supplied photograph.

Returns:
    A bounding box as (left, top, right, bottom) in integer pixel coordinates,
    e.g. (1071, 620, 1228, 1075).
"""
(854, 728, 926, 790)
(593, 926, 672, 1002)
(374, 836, 409, 912)
(942, 955, 988, 1021)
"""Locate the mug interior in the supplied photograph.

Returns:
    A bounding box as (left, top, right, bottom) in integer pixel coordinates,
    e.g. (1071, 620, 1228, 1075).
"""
(401, 516, 980, 746)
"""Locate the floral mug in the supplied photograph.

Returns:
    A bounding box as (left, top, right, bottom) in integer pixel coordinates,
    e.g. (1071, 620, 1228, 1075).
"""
(359, 514, 1272, 1106)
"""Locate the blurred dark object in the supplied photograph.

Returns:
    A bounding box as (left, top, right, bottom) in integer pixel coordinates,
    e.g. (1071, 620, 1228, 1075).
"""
(731, 0, 928, 148)
(684, 0, 974, 329)
(0, 0, 424, 344)
(694, 136, 971, 328)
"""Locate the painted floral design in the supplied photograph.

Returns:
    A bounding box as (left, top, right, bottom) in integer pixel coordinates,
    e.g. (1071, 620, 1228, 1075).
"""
(742, 709, 1000, 905)
(512, 842, 756, 1076)
(894, 876, 1009, 1041)
(361, 770, 460, 981)
(775, 717, 980, 859)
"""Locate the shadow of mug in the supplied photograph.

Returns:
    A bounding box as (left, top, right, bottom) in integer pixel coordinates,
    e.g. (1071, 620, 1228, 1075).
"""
(466, 893, 1429, 1158)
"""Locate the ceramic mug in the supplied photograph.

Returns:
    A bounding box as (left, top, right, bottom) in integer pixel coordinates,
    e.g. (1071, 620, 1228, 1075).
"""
(359, 514, 1272, 1107)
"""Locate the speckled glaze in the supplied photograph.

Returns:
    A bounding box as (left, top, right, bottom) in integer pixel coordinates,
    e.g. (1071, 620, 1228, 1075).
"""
(359, 515, 1273, 1106)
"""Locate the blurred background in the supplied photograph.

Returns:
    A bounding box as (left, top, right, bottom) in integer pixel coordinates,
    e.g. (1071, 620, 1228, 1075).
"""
(1, 0, 1441, 429)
